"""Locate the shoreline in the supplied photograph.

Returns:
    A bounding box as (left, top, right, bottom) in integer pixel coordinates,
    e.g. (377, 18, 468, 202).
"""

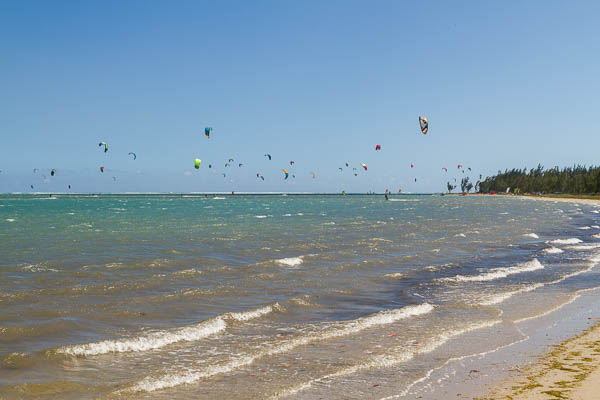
(482, 320, 600, 399)
(521, 194, 600, 206)
(393, 286, 600, 400)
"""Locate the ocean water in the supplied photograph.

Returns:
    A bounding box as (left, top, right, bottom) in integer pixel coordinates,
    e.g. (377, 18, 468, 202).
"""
(1, 194, 600, 399)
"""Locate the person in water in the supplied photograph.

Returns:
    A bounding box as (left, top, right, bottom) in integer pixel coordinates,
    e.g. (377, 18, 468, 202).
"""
(385, 193, 389, 200)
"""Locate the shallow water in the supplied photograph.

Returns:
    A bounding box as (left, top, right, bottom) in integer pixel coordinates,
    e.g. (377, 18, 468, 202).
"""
(1, 194, 600, 399)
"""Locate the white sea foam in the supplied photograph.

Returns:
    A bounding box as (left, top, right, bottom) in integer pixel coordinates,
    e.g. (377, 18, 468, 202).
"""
(289, 296, 316, 307)
(58, 318, 226, 356)
(523, 233, 539, 239)
(5, 218, 15, 222)
(255, 215, 269, 219)
(21, 264, 58, 273)
(548, 238, 583, 245)
(578, 226, 591, 230)
(384, 272, 405, 279)
(592, 225, 600, 229)
(454, 233, 466, 237)
(283, 213, 292, 217)
(543, 247, 564, 254)
(442, 259, 544, 283)
(565, 243, 600, 251)
(227, 304, 278, 321)
(126, 304, 434, 393)
(275, 257, 304, 267)
(593, 233, 600, 239)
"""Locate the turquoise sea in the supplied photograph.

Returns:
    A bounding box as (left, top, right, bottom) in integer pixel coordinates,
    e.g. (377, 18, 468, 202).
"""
(1, 194, 600, 399)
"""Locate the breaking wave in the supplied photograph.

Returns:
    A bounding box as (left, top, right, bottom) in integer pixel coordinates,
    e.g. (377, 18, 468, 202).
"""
(125, 304, 434, 393)
(275, 257, 304, 268)
(442, 259, 544, 283)
(548, 238, 582, 245)
(57, 304, 278, 356)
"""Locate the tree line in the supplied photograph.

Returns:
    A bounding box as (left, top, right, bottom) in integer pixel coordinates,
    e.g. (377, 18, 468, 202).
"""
(476, 164, 600, 194)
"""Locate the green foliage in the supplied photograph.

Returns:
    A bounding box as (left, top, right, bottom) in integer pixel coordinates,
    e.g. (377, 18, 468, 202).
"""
(460, 177, 473, 193)
(478, 164, 600, 194)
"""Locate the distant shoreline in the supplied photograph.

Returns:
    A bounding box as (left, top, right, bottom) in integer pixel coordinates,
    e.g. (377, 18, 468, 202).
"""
(2, 192, 600, 204)
(0, 192, 437, 197)
(445, 192, 600, 205)
(520, 194, 600, 205)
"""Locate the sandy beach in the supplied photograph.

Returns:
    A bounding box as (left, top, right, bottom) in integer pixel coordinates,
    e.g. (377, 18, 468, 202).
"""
(482, 321, 600, 399)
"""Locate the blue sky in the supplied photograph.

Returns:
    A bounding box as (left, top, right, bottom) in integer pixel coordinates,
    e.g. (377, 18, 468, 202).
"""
(1, 0, 598, 193)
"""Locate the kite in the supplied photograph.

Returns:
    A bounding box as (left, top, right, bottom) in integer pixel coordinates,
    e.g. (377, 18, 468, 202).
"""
(100, 166, 104, 173)
(129, 152, 137, 160)
(194, 159, 201, 169)
(290, 161, 295, 165)
(265, 154, 272, 160)
(411, 163, 414, 168)
(99, 142, 108, 153)
(419, 116, 428, 134)
(51, 169, 56, 176)
(361, 163, 368, 171)
(375, 144, 381, 151)
(205, 127, 212, 138)
(282, 169, 289, 179)
(442, 167, 448, 172)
